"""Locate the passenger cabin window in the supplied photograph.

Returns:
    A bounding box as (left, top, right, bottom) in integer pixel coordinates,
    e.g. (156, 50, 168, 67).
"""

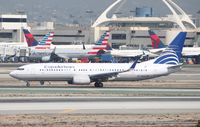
(17, 68, 24, 70)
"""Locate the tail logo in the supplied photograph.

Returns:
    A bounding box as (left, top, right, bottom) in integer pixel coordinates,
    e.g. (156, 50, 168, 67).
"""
(24, 33, 38, 47)
(149, 30, 165, 49)
(154, 49, 179, 65)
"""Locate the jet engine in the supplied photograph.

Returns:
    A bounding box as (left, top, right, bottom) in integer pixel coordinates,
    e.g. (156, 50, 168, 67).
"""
(71, 75, 91, 85)
(41, 56, 51, 62)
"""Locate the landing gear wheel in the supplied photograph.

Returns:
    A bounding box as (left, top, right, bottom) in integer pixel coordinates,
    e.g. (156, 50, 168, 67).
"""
(40, 81, 45, 85)
(94, 82, 99, 87)
(26, 82, 30, 87)
(94, 82, 103, 88)
(98, 82, 103, 88)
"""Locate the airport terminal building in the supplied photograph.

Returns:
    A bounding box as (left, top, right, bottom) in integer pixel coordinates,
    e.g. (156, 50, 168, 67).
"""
(0, 0, 200, 63)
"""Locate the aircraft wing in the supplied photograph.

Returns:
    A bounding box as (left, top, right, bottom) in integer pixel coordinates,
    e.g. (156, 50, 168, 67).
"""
(112, 54, 143, 57)
(89, 58, 139, 82)
(149, 48, 165, 54)
(182, 52, 200, 57)
(90, 72, 120, 82)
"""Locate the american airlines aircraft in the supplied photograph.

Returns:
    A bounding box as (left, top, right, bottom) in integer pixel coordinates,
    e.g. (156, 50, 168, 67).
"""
(10, 31, 187, 87)
(54, 31, 111, 59)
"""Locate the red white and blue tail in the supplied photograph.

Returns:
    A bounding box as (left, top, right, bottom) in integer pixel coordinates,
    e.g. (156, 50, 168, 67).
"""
(23, 29, 54, 49)
(39, 32, 54, 46)
(93, 31, 112, 50)
(88, 31, 112, 55)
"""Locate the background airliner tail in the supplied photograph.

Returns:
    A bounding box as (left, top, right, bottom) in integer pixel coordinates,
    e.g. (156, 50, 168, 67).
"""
(88, 31, 112, 55)
(148, 30, 166, 49)
(23, 29, 54, 48)
(23, 29, 38, 47)
(39, 32, 55, 46)
(152, 32, 187, 65)
(93, 31, 112, 50)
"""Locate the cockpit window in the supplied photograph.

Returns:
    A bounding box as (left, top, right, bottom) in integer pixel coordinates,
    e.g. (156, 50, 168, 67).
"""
(17, 68, 24, 70)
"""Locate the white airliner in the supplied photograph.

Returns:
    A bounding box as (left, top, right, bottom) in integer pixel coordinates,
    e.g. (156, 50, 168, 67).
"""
(9, 32, 187, 87)
(97, 31, 157, 58)
(10, 60, 138, 87)
(54, 31, 111, 59)
(110, 48, 157, 58)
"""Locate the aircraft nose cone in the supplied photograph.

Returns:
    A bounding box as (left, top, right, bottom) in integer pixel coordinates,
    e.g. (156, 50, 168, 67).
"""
(9, 71, 16, 78)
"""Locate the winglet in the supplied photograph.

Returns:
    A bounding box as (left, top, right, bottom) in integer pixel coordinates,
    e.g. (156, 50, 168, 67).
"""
(130, 57, 140, 69)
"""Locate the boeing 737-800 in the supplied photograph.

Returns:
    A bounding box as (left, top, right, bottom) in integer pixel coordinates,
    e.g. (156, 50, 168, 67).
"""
(10, 31, 187, 87)
(10, 59, 138, 87)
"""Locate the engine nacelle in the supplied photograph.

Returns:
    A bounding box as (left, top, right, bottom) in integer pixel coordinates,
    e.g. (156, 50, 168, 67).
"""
(72, 75, 91, 85)
(41, 56, 51, 62)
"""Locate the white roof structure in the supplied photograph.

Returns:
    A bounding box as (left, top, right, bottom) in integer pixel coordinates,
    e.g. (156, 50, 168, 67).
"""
(92, 0, 196, 30)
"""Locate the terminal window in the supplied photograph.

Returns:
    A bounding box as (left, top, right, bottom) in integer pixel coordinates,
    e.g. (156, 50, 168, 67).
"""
(112, 34, 126, 40)
(0, 18, 26, 22)
(0, 33, 12, 38)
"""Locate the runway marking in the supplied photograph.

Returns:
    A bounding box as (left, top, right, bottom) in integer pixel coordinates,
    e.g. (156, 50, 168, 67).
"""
(171, 74, 200, 76)
(62, 109, 76, 113)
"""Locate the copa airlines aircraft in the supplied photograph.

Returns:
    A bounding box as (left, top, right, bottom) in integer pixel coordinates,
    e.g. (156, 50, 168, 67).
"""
(10, 31, 187, 87)
(10, 59, 138, 87)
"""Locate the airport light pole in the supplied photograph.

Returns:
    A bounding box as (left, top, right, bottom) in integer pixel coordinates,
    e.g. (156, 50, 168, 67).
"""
(17, 10, 25, 43)
(86, 10, 94, 26)
(86, 10, 94, 44)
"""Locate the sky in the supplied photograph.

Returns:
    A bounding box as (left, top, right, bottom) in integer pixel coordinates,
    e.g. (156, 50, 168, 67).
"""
(0, 0, 199, 25)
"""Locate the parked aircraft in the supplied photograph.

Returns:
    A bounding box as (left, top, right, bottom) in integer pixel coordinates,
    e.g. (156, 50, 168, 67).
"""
(54, 31, 111, 59)
(23, 29, 54, 49)
(149, 30, 200, 57)
(98, 31, 157, 58)
(10, 31, 187, 87)
(23, 29, 57, 62)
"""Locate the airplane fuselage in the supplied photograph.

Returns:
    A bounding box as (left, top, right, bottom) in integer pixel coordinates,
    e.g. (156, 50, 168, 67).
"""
(9, 62, 178, 83)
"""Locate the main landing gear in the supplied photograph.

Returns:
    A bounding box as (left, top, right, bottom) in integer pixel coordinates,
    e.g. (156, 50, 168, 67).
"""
(26, 81, 30, 87)
(94, 82, 103, 88)
(25, 81, 45, 87)
(40, 81, 45, 85)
